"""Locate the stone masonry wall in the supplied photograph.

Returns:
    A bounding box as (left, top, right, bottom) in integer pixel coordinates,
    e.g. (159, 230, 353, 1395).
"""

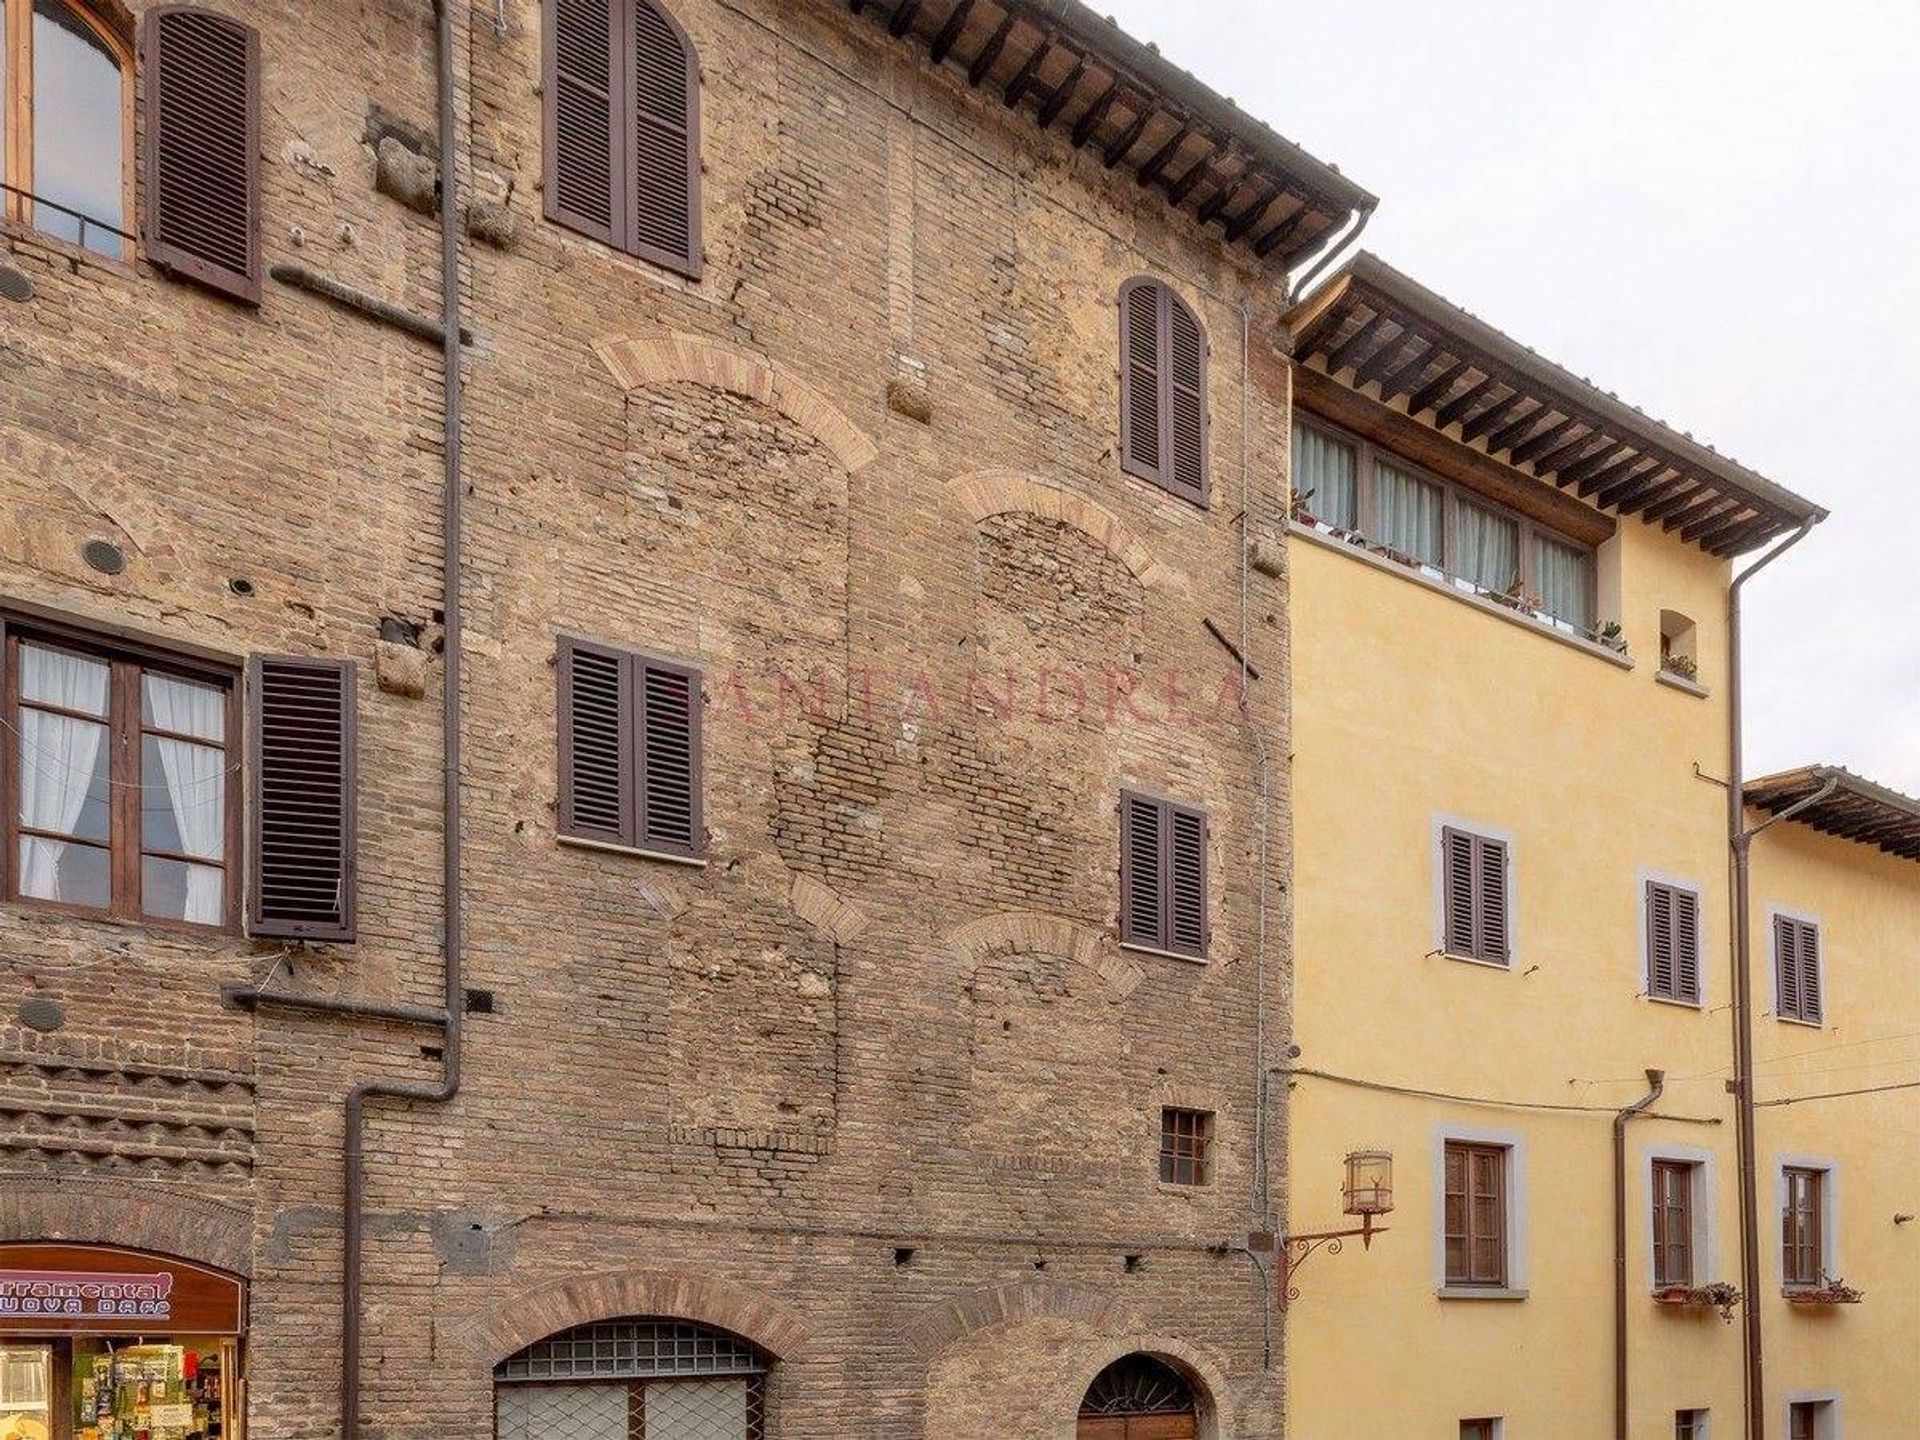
(0, 0, 1300, 1435)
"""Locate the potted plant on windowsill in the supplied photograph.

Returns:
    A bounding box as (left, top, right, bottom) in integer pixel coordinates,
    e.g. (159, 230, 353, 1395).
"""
(1652, 1281, 1742, 1321)
(1290, 489, 1319, 529)
(1660, 653, 1699, 682)
(1595, 620, 1628, 655)
(1784, 1275, 1864, 1306)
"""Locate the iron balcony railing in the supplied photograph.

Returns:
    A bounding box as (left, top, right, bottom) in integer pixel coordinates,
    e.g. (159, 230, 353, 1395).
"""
(0, 181, 133, 255)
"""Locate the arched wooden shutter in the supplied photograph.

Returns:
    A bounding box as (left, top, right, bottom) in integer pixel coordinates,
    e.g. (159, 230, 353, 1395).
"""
(142, 6, 261, 304)
(248, 656, 357, 940)
(544, 0, 699, 277)
(628, 0, 700, 276)
(1118, 279, 1208, 504)
(545, 0, 622, 245)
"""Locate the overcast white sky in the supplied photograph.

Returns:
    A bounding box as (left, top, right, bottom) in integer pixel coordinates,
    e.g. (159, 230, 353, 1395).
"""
(1100, 0, 1920, 791)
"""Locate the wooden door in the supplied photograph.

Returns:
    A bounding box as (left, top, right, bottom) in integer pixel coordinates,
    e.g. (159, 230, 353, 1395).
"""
(1076, 1417, 1196, 1440)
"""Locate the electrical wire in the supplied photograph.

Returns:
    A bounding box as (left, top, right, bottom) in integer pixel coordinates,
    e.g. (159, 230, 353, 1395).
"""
(1275, 1065, 1721, 1125)
(1756, 1079, 1920, 1108)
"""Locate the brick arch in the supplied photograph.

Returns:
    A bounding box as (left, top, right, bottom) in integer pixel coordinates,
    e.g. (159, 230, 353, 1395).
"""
(0, 1178, 252, 1276)
(944, 911, 1143, 999)
(1067, 1337, 1236, 1440)
(592, 333, 879, 474)
(470, 1267, 812, 1367)
(902, 1279, 1145, 1359)
(948, 471, 1186, 593)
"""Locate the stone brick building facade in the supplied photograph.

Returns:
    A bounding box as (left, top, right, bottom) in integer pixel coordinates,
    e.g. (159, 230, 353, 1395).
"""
(0, 1, 1372, 1435)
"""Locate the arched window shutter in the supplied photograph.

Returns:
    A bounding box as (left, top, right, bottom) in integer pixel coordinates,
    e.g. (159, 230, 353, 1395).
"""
(544, 0, 700, 277)
(142, 6, 261, 304)
(629, 0, 700, 277)
(545, 0, 621, 245)
(1119, 279, 1208, 504)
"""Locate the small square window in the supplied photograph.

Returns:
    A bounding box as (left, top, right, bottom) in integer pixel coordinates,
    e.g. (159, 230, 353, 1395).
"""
(1461, 1420, 1502, 1440)
(1676, 1410, 1709, 1440)
(1159, 1108, 1211, 1186)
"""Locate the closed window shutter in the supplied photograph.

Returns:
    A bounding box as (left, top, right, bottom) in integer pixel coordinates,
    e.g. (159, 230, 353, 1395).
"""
(628, 0, 700, 276)
(1476, 838, 1509, 964)
(248, 656, 356, 940)
(1166, 296, 1207, 502)
(545, 0, 622, 244)
(1647, 882, 1677, 998)
(142, 7, 261, 303)
(1795, 920, 1822, 1023)
(557, 636, 632, 846)
(1775, 915, 1822, 1022)
(1673, 888, 1700, 1002)
(1120, 281, 1162, 478)
(637, 659, 700, 855)
(1119, 792, 1162, 950)
(1167, 804, 1207, 958)
(1442, 827, 1477, 958)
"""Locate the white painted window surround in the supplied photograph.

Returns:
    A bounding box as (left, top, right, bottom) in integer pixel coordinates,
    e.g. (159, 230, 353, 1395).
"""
(1637, 866, 1709, 1007)
(1767, 902, 1826, 1026)
(1773, 1156, 1842, 1288)
(1642, 1145, 1720, 1287)
(1784, 1394, 1842, 1440)
(1433, 1123, 1529, 1298)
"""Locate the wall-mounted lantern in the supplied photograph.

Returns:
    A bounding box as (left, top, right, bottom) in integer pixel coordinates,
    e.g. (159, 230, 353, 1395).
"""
(1276, 1150, 1394, 1310)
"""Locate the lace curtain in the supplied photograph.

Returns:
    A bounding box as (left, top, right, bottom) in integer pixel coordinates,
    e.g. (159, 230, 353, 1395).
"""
(142, 673, 226, 925)
(17, 645, 110, 903)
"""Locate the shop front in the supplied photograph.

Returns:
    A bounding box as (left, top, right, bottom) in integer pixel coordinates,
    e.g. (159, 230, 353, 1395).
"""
(0, 1245, 244, 1440)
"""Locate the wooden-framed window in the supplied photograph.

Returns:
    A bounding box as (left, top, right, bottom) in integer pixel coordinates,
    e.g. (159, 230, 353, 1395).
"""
(1652, 1159, 1695, 1287)
(1781, 1166, 1825, 1288)
(1443, 1140, 1508, 1287)
(1675, 1410, 1708, 1440)
(542, 0, 702, 278)
(1773, 914, 1823, 1025)
(2, 622, 239, 930)
(1290, 414, 1598, 634)
(1158, 1107, 1210, 1186)
(1441, 825, 1510, 965)
(1460, 1419, 1501, 1440)
(1788, 1401, 1828, 1440)
(1, 0, 133, 257)
(1646, 881, 1702, 1004)
(556, 635, 703, 859)
(1119, 277, 1208, 505)
(1118, 789, 1207, 959)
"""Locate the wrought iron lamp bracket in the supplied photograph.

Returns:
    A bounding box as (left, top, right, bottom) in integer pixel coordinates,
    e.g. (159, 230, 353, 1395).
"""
(1277, 1214, 1386, 1309)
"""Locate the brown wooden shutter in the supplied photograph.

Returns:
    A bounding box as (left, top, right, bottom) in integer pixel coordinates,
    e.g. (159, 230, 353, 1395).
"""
(1476, 838, 1509, 964)
(142, 7, 261, 304)
(1165, 294, 1208, 503)
(545, 0, 622, 245)
(1673, 888, 1700, 1002)
(557, 635, 632, 846)
(247, 656, 356, 940)
(1647, 882, 1677, 998)
(1167, 803, 1207, 958)
(628, 0, 700, 277)
(1775, 914, 1801, 1019)
(1795, 919, 1822, 1022)
(1120, 280, 1162, 481)
(637, 657, 701, 856)
(1442, 826, 1477, 957)
(1119, 791, 1162, 950)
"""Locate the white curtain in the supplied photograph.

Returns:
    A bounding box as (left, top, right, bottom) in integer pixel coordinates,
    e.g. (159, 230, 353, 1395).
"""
(1375, 462, 1444, 567)
(1535, 533, 1595, 631)
(17, 646, 109, 903)
(1291, 422, 1358, 529)
(143, 674, 226, 924)
(1456, 501, 1520, 594)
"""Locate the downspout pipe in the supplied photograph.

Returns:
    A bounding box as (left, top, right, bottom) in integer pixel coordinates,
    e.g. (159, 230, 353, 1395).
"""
(1613, 1068, 1666, 1440)
(1727, 516, 1819, 1440)
(341, 1, 465, 1435)
(1285, 198, 1374, 307)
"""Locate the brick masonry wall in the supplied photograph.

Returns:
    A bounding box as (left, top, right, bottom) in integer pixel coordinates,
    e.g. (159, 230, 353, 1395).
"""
(0, 0, 1300, 1435)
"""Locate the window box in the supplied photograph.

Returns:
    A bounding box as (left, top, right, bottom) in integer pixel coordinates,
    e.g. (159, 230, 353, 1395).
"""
(1652, 1282, 1741, 1321)
(1783, 1279, 1863, 1307)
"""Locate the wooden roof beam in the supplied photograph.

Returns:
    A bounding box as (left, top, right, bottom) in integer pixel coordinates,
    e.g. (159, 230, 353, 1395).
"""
(1532, 429, 1607, 477)
(1376, 338, 1441, 401)
(1599, 465, 1683, 513)
(1433, 375, 1499, 429)
(1102, 103, 1154, 167)
(1640, 479, 1707, 525)
(1168, 150, 1214, 204)
(1459, 392, 1531, 445)
(1003, 37, 1052, 107)
(1693, 505, 1769, 549)
(968, 12, 1016, 85)
(1662, 490, 1736, 535)
(1680, 496, 1749, 542)
(1253, 205, 1314, 258)
(1223, 181, 1281, 241)
(889, 0, 923, 37)
(1407, 358, 1473, 416)
(1488, 403, 1552, 454)
(1509, 416, 1582, 467)
(1137, 124, 1193, 187)
(930, 0, 975, 63)
(1196, 171, 1246, 228)
(1354, 332, 1418, 389)
(1326, 314, 1395, 374)
(1560, 440, 1637, 487)
(1706, 513, 1780, 556)
(1070, 77, 1121, 146)
(1579, 447, 1655, 499)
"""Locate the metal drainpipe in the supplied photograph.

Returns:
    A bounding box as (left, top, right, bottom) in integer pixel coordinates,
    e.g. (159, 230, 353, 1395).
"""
(340, 1, 466, 1434)
(1726, 516, 1818, 1440)
(1285, 199, 1375, 306)
(1613, 1068, 1666, 1440)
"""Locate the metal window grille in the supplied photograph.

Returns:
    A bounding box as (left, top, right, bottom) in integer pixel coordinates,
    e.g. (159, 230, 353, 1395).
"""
(1159, 1107, 1210, 1186)
(495, 1320, 768, 1382)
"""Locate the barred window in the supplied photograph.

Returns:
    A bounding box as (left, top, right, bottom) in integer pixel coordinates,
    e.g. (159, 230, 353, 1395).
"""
(495, 1319, 768, 1440)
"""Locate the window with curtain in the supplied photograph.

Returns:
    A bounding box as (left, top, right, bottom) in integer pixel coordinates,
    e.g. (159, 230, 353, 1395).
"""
(1533, 531, 1594, 631)
(1456, 499, 1521, 595)
(0, 0, 131, 256)
(1290, 421, 1358, 530)
(1375, 461, 1445, 568)
(5, 629, 235, 927)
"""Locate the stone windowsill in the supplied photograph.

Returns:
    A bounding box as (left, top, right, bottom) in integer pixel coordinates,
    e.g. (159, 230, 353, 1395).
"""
(1437, 1286, 1529, 1302)
(557, 834, 709, 868)
(1656, 669, 1710, 698)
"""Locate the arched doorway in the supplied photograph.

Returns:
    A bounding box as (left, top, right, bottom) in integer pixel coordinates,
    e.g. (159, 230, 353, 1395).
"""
(493, 1317, 769, 1438)
(1077, 1353, 1198, 1439)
